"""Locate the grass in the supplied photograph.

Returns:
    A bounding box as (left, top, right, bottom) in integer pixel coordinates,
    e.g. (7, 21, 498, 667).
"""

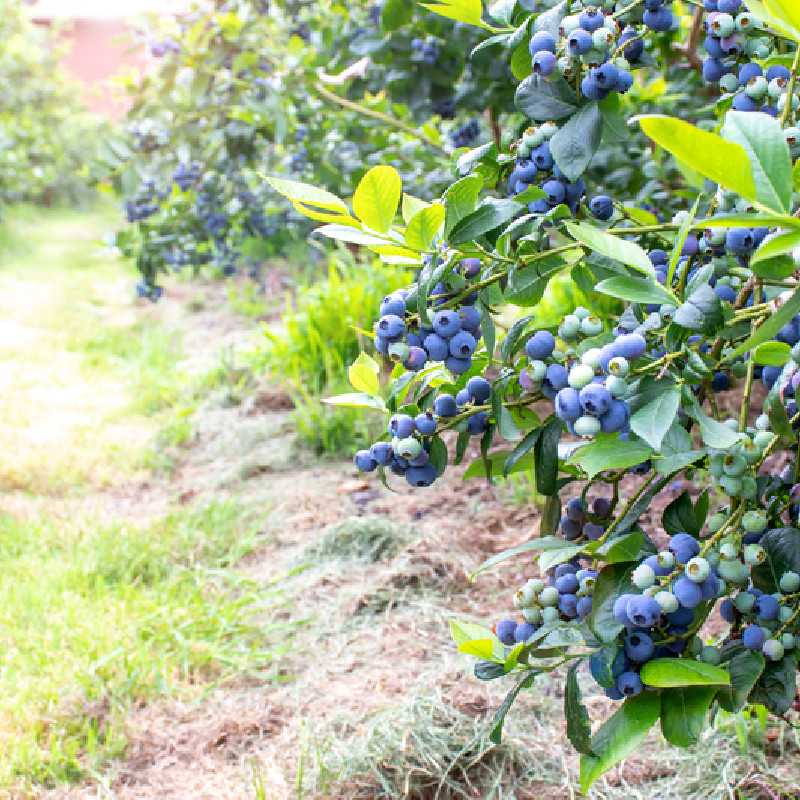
(303, 516, 411, 563)
(0, 500, 286, 790)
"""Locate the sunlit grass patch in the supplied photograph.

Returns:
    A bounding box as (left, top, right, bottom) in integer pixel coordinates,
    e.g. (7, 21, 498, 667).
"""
(0, 500, 287, 790)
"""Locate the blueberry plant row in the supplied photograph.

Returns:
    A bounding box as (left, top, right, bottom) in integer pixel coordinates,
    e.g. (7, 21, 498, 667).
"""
(269, 0, 800, 790)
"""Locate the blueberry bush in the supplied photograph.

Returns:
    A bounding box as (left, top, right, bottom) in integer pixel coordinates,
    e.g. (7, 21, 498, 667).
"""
(0, 4, 98, 212)
(269, 0, 800, 790)
(102, 0, 497, 299)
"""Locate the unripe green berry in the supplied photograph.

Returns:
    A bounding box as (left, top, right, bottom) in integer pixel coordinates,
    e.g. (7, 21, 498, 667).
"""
(710, 12, 735, 37)
(395, 437, 422, 460)
(522, 605, 543, 624)
(541, 605, 560, 624)
(780, 571, 800, 593)
(529, 359, 547, 382)
(388, 342, 410, 362)
(781, 632, 796, 650)
(743, 543, 766, 566)
(539, 586, 559, 607)
(655, 590, 679, 613)
(656, 550, 675, 569)
(745, 75, 768, 100)
(734, 591, 755, 613)
(605, 375, 628, 398)
(763, 638, 785, 661)
(685, 556, 710, 583)
(574, 415, 602, 437)
(719, 73, 739, 93)
(719, 474, 743, 496)
(559, 314, 581, 339)
(707, 513, 726, 533)
(753, 430, 774, 450)
(719, 541, 738, 561)
(700, 645, 721, 665)
(742, 510, 767, 534)
(581, 348, 602, 369)
(580, 315, 603, 336)
(569, 364, 596, 389)
(632, 563, 656, 589)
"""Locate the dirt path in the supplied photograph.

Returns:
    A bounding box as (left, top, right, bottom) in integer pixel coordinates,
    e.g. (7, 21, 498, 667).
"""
(3, 207, 799, 800)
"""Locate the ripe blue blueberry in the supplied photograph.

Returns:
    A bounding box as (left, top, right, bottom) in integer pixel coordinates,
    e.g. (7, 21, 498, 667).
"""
(495, 619, 517, 645)
(531, 142, 554, 171)
(449, 331, 477, 358)
(556, 387, 582, 423)
(526, 330, 555, 360)
(528, 30, 557, 54)
(446, 356, 472, 375)
(559, 593, 578, 617)
(369, 442, 394, 466)
(579, 384, 612, 417)
(626, 595, 662, 627)
(424, 333, 450, 361)
(514, 622, 536, 643)
(467, 376, 492, 404)
(390, 414, 416, 438)
(405, 347, 427, 371)
(560, 516, 582, 540)
(613, 593, 637, 625)
(545, 363, 569, 390)
(555, 573, 579, 594)
(624, 631, 655, 662)
(532, 51, 557, 77)
(669, 532, 701, 564)
(617, 671, 643, 696)
(433, 394, 458, 417)
(467, 412, 489, 435)
(432, 310, 461, 338)
(673, 576, 703, 608)
(581, 74, 605, 101)
(406, 463, 437, 487)
(377, 314, 405, 339)
(542, 179, 566, 205)
(742, 623, 766, 650)
(380, 293, 406, 317)
(600, 400, 630, 433)
(589, 195, 614, 221)
(754, 594, 779, 620)
(567, 28, 593, 55)
(355, 450, 377, 472)
(459, 306, 481, 333)
(576, 596, 593, 617)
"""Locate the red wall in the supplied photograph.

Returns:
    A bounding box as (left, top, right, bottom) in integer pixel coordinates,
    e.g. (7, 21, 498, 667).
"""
(34, 19, 148, 120)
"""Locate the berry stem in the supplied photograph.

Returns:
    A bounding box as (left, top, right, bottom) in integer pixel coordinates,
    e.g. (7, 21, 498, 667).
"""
(598, 472, 659, 544)
(739, 282, 762, 432)
(780, 47, 800, 129)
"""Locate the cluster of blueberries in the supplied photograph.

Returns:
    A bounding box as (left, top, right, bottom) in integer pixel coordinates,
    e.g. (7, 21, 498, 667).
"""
(559, 496, 611, 542)
(150, 39, 180, 58)
(411, 36, 439, 66)
(529, 18, 636, 102)
(124, 179, 161, 223)
(172, 161, 202, 192)
(373, 258, 484, 376)
(495, 561, 599, 646)
(519, 310, 644, 438)
(353, 376, 492, 486)
(450, 119, 481, 149)
(508, 123, 586, 215)
(701, 1, 793, 115)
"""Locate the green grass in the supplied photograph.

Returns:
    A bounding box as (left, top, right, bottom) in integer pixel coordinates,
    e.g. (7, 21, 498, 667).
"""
(0, 500, 286, 790)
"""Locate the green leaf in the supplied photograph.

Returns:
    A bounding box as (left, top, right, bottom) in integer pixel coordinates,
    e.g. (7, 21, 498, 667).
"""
(745, 0, 800, 44)
(726, 288, 800, 361)
(444, 175, 483, 236)
(721, 110, 793, 213)
(689, 399, 742, 449)
(596, 275, 678, 306)
(265, 175, 348, 213)
(469, 535, 569, 580)
(663, 490, 705, 537)
(630, 386, 681, 450)
(314, 225, 391, 246)
(515, 75, 578, 121)
(749, 654, 798, 715)
(353, 165, 402, 233)
(751, 229, 800, 266)
(463, 449, 533, 479)
(753, 340, 791, 367)
(449, 199, 524, 244)
(504, 426, 541, 477)
(588, 563, 635, 643)
(490, 671, 536, 744)
(565, 221, 654, 277)
(381, 0, 414, 30)
(751, 527, 800, 594)
(579, 692, 661, 794)
(322, 392, 387, 411)
(429, 435, 449, 476)
(533, 0, 566, 38)
(449, 618, 496, 647)
(475, 660, 506, 680)
(640, 658, 730, 688)
(549, 103, 602, 182)
(506, 253, 575, 306)
(673, 284, 724, 335)
(717, 651, 765, 713)
(500, 314, 534, 363)
(638, 116, 757, 204)
(420, 0, 488, 28)
(594, 530, 652, 564)
(405, 203, 445, 250)
(348, 352, 380, 395)
(660, 687, 715, 748)
(402, 194, 430, 224)
(567, 434, 653, 479)
(565, 663, 594, 755)
(656, 423, 706, 474)
(534, 416, 561, 495)
(667, 196, 701, 288)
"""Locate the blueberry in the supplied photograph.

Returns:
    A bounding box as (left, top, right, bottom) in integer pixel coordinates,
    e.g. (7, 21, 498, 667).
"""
(589, 195, 614, 221)
(354, 450, 377, 472)
(424, 333, 450, 361)
(624, 631, 655, 662)
(581, 73, 606, 101)
(531, 142, 554, 171)
(555, 573, 579, 594)
(626, 595, 662, 627)
(526, 330, 556, 360)
(459, 306, 482, 333)
(405, 347, 427, 371)
(615, 69, 634, 93)
(369, 442, 394, 466)
(467, 412, 489, 435)
(456, 388, 471, 407)
(703, 57, 727, 83)
(446, 356, 471, 375)
(579, 384, 612, 417)
(528, 30, 557, 54)
(666, 606, 694, 627)
(617, 671, 643, 696)
(669, 532, 701, 564)
(389, 414, 416, 438)
(673, 576, 703, 608)
(560, 516, 582, 540)
(613, 593, 637, 624)
(377, 314, 405, 339)
(567, 28, 593, 55)
(738, 61, 762, 85)
(466, 376, 491, 404)
(720, 598, 736, 623)
(532, 51, 557, 77)
(566, 498, 586, 521)
(405, 463, 437, 487)
(644, 7, 673, 31)
(594, 63, 619, 89)
(559, 593, 578, 617)
(542, 179, 566, 205)
(514, 622, 537, 643)
(599, 400, 630, 433)
(614, 333, 647, 360)
(432, 310, 462, 338)
(433, 394, 458, 417)
(742, 623, 765, 650)
(754, 594, 779, 620)
(620, 26, 644, 61)
(545, 363, 569, 390)
(556, 387, 582, 422)
(495, 619, 518, 645)
(380, 292, 406, 317)
(583, 522, 605, 540)
(460, 258, 482, 278)
(449, 331, 477, 358)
